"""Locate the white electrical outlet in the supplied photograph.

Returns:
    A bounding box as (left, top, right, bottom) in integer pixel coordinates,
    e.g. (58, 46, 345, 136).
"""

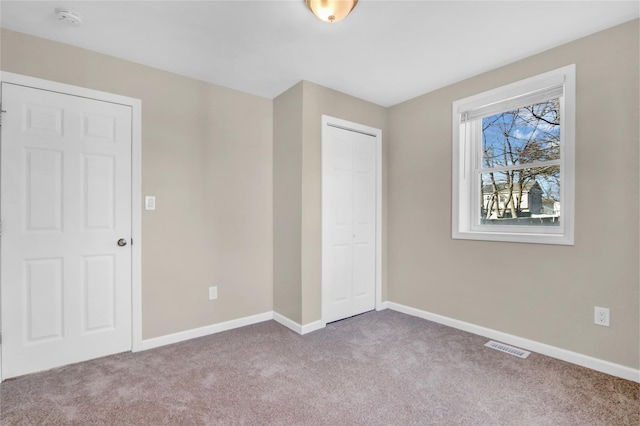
(594, 306, 610, 327)
(208, 286, 218, 300)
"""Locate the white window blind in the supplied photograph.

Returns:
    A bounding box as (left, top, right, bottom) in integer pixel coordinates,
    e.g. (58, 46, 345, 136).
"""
(460, 82, 564, 123)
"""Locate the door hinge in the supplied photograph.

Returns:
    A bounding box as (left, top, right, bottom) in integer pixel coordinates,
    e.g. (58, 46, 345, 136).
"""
(0, 103, 5, 126)
(0, 221, 3, 237)
(0, 332, 3, 345)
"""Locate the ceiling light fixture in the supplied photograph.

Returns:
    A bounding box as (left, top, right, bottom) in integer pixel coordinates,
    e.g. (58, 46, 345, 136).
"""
(306, 0, 358, 24)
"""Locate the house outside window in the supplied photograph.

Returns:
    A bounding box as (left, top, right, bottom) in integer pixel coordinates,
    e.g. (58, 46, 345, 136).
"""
(452, 65, 575, 245)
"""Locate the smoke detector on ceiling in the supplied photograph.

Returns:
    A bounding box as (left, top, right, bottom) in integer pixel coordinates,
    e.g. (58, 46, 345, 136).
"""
(55, 8, 83, 26)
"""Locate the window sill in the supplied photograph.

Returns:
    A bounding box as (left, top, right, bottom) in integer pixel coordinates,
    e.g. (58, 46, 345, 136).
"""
(452, 230, 574, 245)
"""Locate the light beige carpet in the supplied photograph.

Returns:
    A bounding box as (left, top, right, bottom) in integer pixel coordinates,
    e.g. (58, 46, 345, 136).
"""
(1, 310, 638, 425)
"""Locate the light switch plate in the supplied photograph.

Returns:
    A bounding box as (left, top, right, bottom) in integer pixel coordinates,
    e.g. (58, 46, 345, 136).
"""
(209, 286, 218, 300)
(145, 196, 156, 211)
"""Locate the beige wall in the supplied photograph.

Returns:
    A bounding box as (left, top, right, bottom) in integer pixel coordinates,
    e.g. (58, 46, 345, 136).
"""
(388, 20, 639, 368)
(273, 81, 388, 325)
(273, 82, 303, 323)
(1, 29, 274, 339)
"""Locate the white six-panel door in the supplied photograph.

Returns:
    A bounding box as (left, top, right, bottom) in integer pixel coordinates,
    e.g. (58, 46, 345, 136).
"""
(322, 121, 377, 324)
(1, 82, 132, 378)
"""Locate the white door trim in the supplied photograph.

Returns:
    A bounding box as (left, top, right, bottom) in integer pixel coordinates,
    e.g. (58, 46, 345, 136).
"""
(321, 115, 382, 325)
(0, 72, 143, 380)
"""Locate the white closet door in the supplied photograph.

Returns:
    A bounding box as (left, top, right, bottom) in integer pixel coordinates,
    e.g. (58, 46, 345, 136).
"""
(1, 83, 132, 378)
(322, 124, 376, 324)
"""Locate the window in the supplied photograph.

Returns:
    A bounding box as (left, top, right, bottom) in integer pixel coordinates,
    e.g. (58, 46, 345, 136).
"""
(452, 65, 575, 245)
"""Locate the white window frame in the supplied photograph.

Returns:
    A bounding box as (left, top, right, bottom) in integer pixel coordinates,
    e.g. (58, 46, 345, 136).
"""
(452, 64, 575, 245)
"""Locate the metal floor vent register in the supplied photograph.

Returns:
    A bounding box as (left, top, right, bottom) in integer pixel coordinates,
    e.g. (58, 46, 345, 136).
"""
(485, 341, 530, 359)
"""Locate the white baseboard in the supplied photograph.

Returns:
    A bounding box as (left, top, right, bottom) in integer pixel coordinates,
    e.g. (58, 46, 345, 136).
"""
(376, 301, 389, 311)
(273, 312, 325, 335)
(137, 311, 274, 351)
(137, 310, 326, 353)
(386, 302, 640, 383)
(301, 320, 324, 334)
(272, 312, 302, 333)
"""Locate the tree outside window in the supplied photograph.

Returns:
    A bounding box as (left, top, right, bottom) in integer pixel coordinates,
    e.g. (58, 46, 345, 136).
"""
(480, 99, 561, 226)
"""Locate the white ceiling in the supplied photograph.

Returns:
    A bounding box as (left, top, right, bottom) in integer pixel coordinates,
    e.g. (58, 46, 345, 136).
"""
(1, 1, 638, 107)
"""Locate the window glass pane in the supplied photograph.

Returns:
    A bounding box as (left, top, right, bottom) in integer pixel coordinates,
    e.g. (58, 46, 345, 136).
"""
(480, 165, 560, 226)
(482, 99, 560, 168)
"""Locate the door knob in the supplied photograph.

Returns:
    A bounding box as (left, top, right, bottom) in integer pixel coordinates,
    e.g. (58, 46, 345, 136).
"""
(117, 238, 128, 247)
